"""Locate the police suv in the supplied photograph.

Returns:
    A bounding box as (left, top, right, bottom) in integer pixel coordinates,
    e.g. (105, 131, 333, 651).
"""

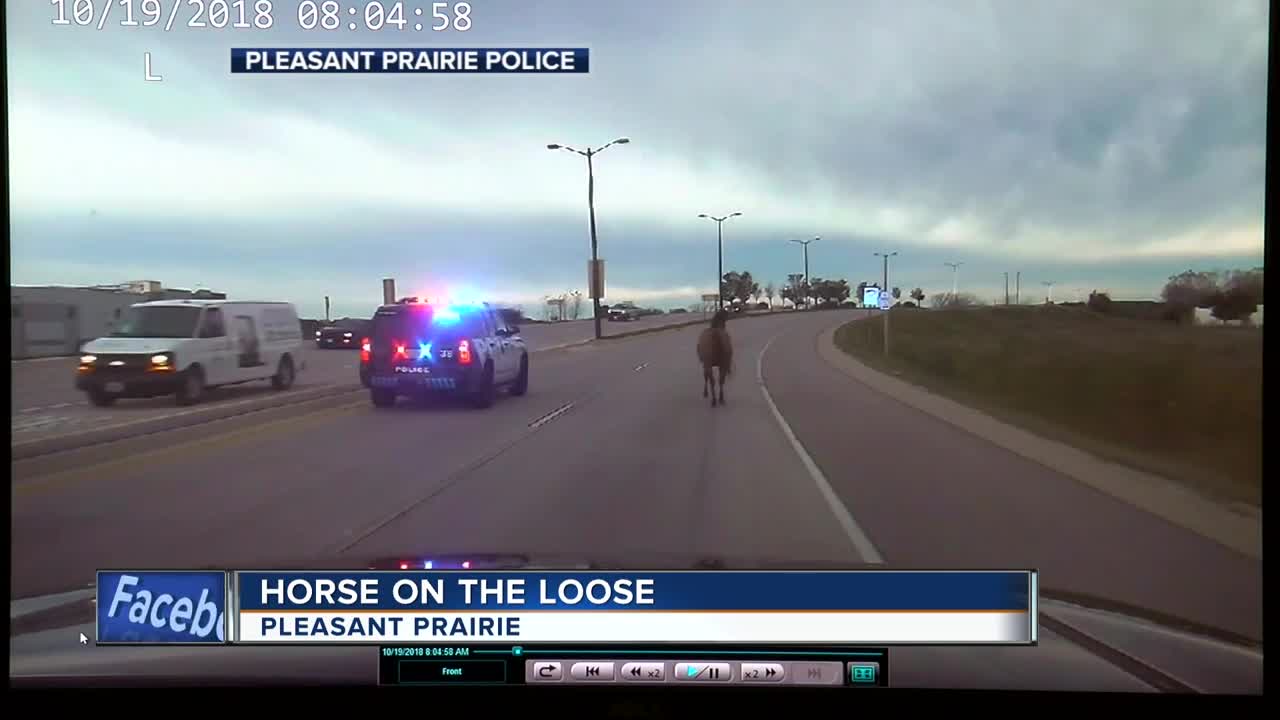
(359, 299, 529, 409)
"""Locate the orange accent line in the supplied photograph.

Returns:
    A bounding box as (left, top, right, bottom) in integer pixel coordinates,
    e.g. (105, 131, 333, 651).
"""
(238, 609, 1028, 614)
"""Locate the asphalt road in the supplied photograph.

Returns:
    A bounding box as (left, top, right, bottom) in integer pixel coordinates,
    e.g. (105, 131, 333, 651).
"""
(9, 310, 715, 440)
(10, 309, 1262, 643)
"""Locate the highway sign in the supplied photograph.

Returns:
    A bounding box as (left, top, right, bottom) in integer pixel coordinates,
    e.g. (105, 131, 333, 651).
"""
(878, 291, 891, 310)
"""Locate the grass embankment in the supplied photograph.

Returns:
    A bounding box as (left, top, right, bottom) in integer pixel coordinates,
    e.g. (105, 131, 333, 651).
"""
(835, 306, 1261, 508)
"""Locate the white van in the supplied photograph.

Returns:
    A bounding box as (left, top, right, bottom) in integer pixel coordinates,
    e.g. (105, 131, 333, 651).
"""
(76, 300, 304, 407)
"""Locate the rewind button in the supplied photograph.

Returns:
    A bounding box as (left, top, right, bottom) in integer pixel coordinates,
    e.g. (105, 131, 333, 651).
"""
(740, 663, 786, 683)
(621, 662, 666, 681)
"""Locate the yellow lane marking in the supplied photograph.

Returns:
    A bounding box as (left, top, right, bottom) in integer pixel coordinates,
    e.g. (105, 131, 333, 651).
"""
(13, 400, 368, 497)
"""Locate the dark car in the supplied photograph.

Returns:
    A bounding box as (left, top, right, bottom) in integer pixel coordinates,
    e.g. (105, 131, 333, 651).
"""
(315, 318, 370, 349)
(359, 300, 528, 409)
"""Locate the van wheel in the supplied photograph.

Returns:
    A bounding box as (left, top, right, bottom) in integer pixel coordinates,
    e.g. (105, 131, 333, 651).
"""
(371, 389, 396, 408)
(471, 362, 496, 409)
(509, 355, 529, 396)
(272, 356, 295, 390)
(176, 367, 205, 406)
(88, 389, 117, 407)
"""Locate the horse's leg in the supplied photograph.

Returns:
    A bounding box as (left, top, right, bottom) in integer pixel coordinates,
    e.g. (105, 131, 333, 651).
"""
(702, 365, 710, 398)
(717, 366, 726, 405)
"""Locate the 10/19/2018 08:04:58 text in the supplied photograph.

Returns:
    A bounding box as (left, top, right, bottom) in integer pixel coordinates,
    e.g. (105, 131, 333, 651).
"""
(49, 1, 474, 33)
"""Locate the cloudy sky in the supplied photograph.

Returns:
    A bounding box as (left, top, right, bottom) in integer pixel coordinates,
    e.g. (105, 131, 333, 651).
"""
(7, 0, 1269, 317)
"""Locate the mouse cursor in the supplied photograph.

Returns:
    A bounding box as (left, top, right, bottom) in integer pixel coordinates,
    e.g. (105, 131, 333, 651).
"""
(79, 633, 89, 645)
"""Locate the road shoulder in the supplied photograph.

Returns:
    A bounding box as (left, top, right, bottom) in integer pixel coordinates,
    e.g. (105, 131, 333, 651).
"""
(816, 323, 1261, 561)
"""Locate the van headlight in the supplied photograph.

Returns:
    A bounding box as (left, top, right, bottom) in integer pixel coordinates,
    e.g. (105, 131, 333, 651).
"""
(150, 353, 172, 366)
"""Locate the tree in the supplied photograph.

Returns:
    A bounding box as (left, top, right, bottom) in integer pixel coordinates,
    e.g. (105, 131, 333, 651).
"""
(891, 287, 901, 300)
(780, 284, 796, 307)
(1087, 290, 1113, 314)
(910, 287, 925, 304)
(1161, 270, 1220, 310)
(1222, 267, 1264, 305)
(751, 284, 763, 305)
(1212, 286, 1259, 322)
(786, 273, 805, 306)
(764, 282, 776, 308)
(568, 290, 583, 320)
(721, 270, 759, 306)
(855, 281, 868, 306)
(930, 292, 983, 308)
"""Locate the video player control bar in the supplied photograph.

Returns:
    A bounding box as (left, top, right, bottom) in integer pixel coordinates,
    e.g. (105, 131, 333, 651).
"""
(526, 660, 878, 686)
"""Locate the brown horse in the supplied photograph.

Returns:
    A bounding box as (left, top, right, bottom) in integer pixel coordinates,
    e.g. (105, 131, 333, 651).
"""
(697, 309, 734, 407)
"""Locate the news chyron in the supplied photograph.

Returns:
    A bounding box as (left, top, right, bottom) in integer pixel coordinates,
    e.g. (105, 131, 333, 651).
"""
(96, 569, 1037, 646)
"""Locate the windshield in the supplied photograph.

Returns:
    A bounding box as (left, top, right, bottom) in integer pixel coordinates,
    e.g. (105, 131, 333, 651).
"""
(372, 307, 485, 344)
(8, 0, 1263, 693)
(109, 306, 201, 338)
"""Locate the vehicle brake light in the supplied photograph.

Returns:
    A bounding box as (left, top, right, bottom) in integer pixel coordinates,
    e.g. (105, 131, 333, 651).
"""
(457, 340, 472, 365)
(360, 338, 371, 363)
(395, 343, 408, 359)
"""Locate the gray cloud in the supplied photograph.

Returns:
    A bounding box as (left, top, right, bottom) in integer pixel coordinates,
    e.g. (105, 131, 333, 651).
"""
(6, 0, 1268, 306)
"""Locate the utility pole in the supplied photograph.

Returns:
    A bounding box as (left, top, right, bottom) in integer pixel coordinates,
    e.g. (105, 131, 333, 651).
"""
(1015, 272, 1021, 304)
(324, 295, 331, 322)
(1004, 273, 1009, 305)
(789, 237, 819, 309)
(874, 251, 898, 355)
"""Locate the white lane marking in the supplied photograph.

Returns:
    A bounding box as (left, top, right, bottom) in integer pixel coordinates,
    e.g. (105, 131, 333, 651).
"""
(18, 402, 83, 413)
(634, 362, 649, 372)
(11, 356, 75, 365)
(528, 402, 575, 430)
(756, 333, 885, 564)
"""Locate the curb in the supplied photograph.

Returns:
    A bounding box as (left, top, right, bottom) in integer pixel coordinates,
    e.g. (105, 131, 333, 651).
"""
(817, 321, 1262, 561)
(11, 383, 363, 461)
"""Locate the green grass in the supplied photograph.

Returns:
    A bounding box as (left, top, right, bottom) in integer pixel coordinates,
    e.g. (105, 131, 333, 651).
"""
(835, 306, 1262, 507)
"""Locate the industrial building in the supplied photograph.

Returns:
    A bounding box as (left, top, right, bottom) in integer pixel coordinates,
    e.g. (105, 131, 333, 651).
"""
(11, 281, 227, 359)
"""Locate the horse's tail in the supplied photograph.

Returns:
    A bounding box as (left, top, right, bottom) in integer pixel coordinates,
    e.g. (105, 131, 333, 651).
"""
(714, 330, 734, 378)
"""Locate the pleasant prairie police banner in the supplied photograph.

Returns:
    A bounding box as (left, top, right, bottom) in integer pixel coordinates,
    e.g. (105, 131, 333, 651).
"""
(96, 570, 1036, 644)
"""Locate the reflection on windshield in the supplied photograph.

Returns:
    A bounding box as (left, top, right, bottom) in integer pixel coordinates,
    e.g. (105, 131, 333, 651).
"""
(110, 307, 201, 338)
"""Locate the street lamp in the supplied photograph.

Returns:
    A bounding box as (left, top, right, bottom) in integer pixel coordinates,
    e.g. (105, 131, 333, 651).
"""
(944, 261, 964, 297)
(699, 212, 743, 310)
(789, 237, 819, 309)
(874, 251, 898, 355)
(547, 137, 631, 340)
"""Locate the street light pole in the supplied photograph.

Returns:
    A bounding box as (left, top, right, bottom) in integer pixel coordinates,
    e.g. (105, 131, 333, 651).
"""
(547, 137, 630, 340)
(789, 237, 819, 309)
(874, 251, 898, 355)
(945, 262, 963, 297)
(698, 212, 743, 310)
(1042, 280, 1057, 304)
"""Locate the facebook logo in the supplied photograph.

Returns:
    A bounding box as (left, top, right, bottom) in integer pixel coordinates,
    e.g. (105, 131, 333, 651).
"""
(97, 571, 227, 643)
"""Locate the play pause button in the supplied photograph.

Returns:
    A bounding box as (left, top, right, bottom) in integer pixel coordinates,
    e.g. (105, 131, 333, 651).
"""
(621, 663, 665, 681)
(674, 662, 732, 682)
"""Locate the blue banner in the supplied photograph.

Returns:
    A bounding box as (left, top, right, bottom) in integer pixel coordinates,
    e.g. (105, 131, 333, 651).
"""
(97, 571, 227, 644)
(236, 571, 1031, 612)
(230, 48, 590, 74)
